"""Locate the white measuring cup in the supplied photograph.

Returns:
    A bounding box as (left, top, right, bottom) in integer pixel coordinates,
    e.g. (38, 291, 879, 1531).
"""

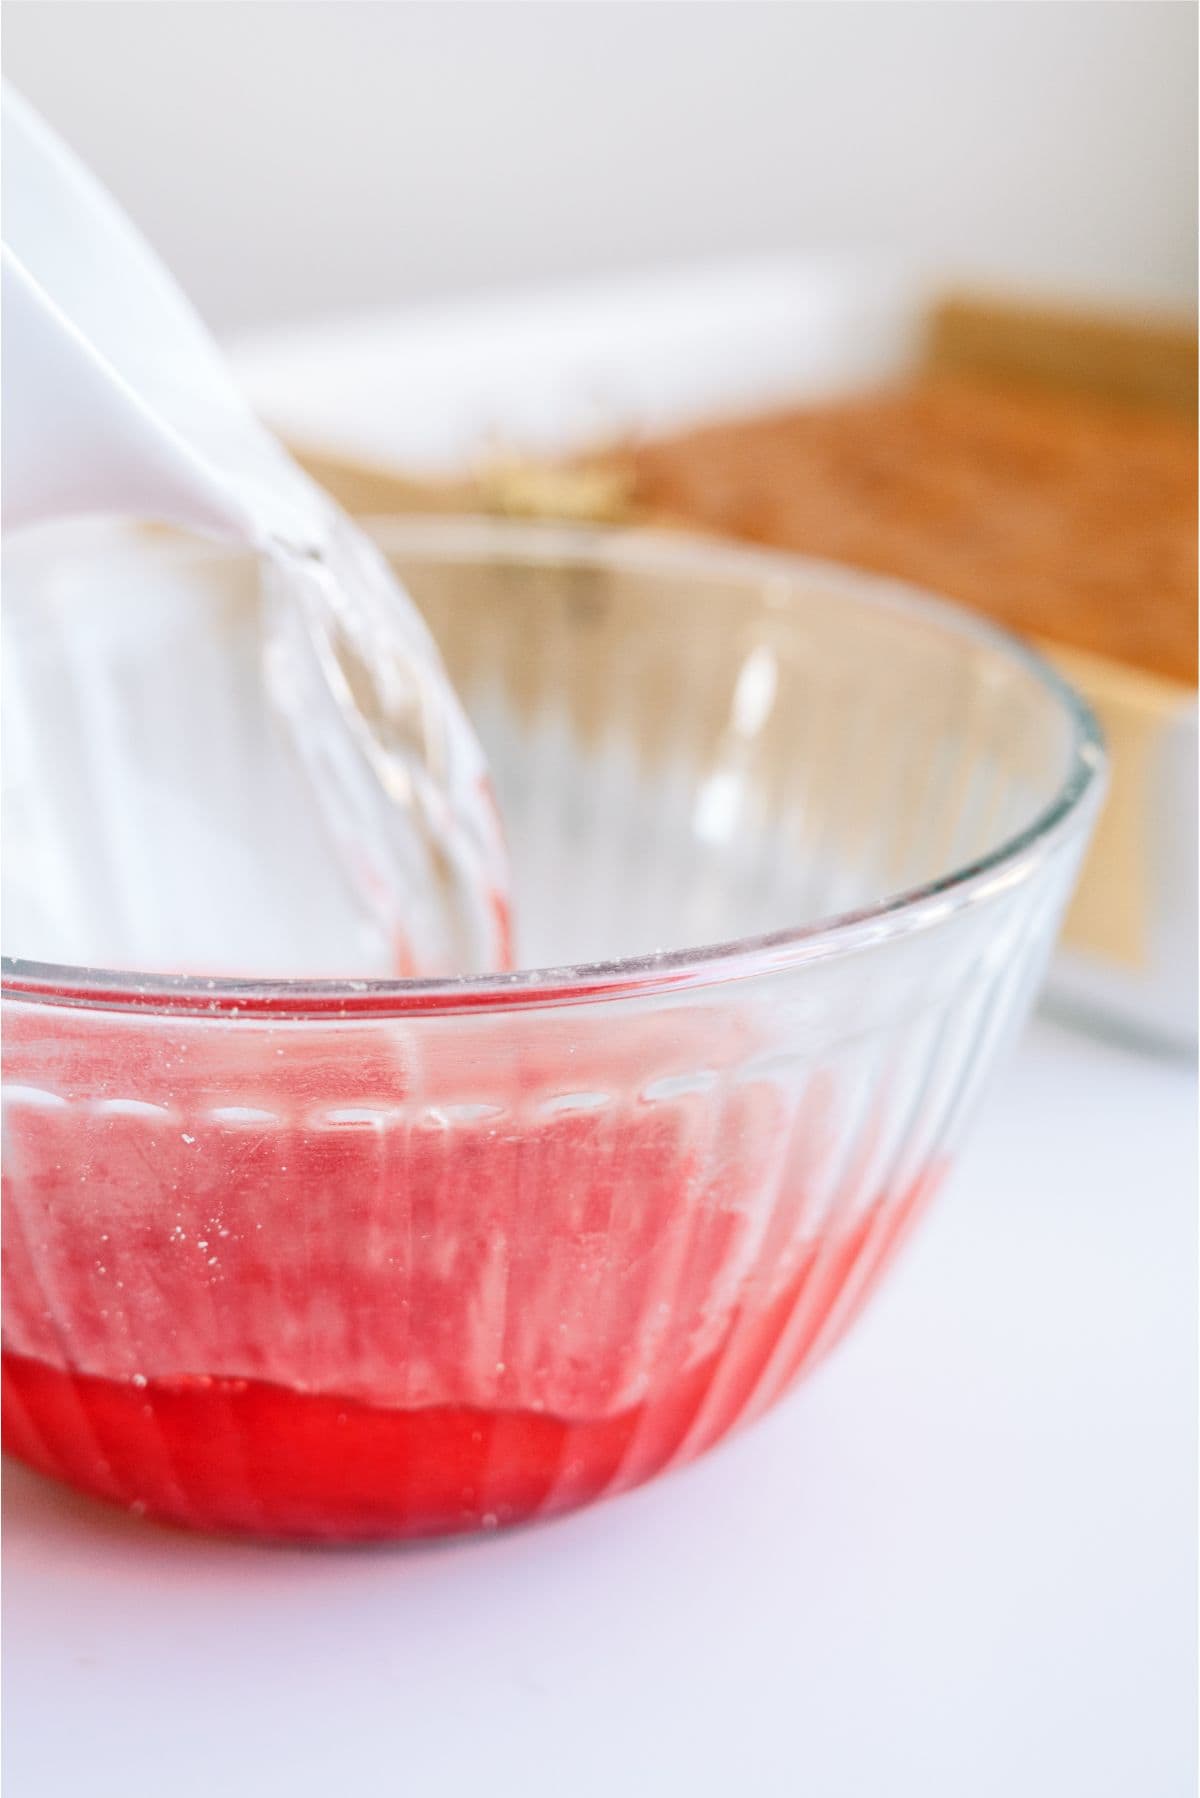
(2, 86, 511, 980)
(2, 84, 322, 551)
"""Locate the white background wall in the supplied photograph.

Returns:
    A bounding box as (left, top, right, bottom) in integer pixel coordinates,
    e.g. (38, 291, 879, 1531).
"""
(4, 1, 1197, 335)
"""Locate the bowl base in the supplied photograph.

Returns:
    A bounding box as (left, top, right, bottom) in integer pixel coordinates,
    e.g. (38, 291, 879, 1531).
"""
(2, 1349, 728, 1543)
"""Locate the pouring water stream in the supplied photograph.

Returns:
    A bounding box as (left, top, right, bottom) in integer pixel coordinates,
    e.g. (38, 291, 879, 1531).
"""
(1, 86, 510, 978)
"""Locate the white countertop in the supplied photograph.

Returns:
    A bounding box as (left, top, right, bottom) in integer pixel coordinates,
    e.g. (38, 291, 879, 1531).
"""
(4, 1013, 1195, 1798)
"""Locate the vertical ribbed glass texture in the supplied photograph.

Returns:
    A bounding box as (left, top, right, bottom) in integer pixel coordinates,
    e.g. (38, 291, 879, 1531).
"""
(2, 521, 1104, 1540)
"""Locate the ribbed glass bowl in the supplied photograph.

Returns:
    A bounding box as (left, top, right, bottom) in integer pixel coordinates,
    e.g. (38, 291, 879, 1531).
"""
(1, 517, 1104, 1542)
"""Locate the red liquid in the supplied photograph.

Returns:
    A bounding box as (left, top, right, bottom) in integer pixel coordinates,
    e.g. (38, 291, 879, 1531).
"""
(4, 997, 940, 1541)
(2, 1175, 932, 1542)
(3, 1355, 716, 1542)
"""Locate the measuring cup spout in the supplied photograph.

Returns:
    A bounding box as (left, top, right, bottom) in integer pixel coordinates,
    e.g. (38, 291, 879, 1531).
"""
(1, 85, 322, 552)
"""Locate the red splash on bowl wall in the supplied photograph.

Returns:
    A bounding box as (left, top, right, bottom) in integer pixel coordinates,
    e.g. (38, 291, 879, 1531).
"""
(2, 1175, 934, 1543)
(2, 1000, 941, 1541)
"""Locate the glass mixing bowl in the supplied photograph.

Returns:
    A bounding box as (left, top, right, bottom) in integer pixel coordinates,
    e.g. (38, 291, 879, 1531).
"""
(1, 518, 1104, 1541)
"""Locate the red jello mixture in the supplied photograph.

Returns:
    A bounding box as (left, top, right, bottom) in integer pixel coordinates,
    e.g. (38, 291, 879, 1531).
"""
(2, 996, 939, 1541)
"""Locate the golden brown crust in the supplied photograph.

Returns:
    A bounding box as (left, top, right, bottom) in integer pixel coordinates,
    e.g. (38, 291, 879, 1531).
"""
(625, 375, 1198, 686)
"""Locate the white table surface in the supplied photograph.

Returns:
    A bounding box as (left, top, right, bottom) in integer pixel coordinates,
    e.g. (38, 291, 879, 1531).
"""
(4, 1013, 1195, 1798)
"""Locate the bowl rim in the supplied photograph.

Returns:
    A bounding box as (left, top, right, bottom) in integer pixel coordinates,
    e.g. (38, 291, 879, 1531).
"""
(2, 515, 1106, 1019)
